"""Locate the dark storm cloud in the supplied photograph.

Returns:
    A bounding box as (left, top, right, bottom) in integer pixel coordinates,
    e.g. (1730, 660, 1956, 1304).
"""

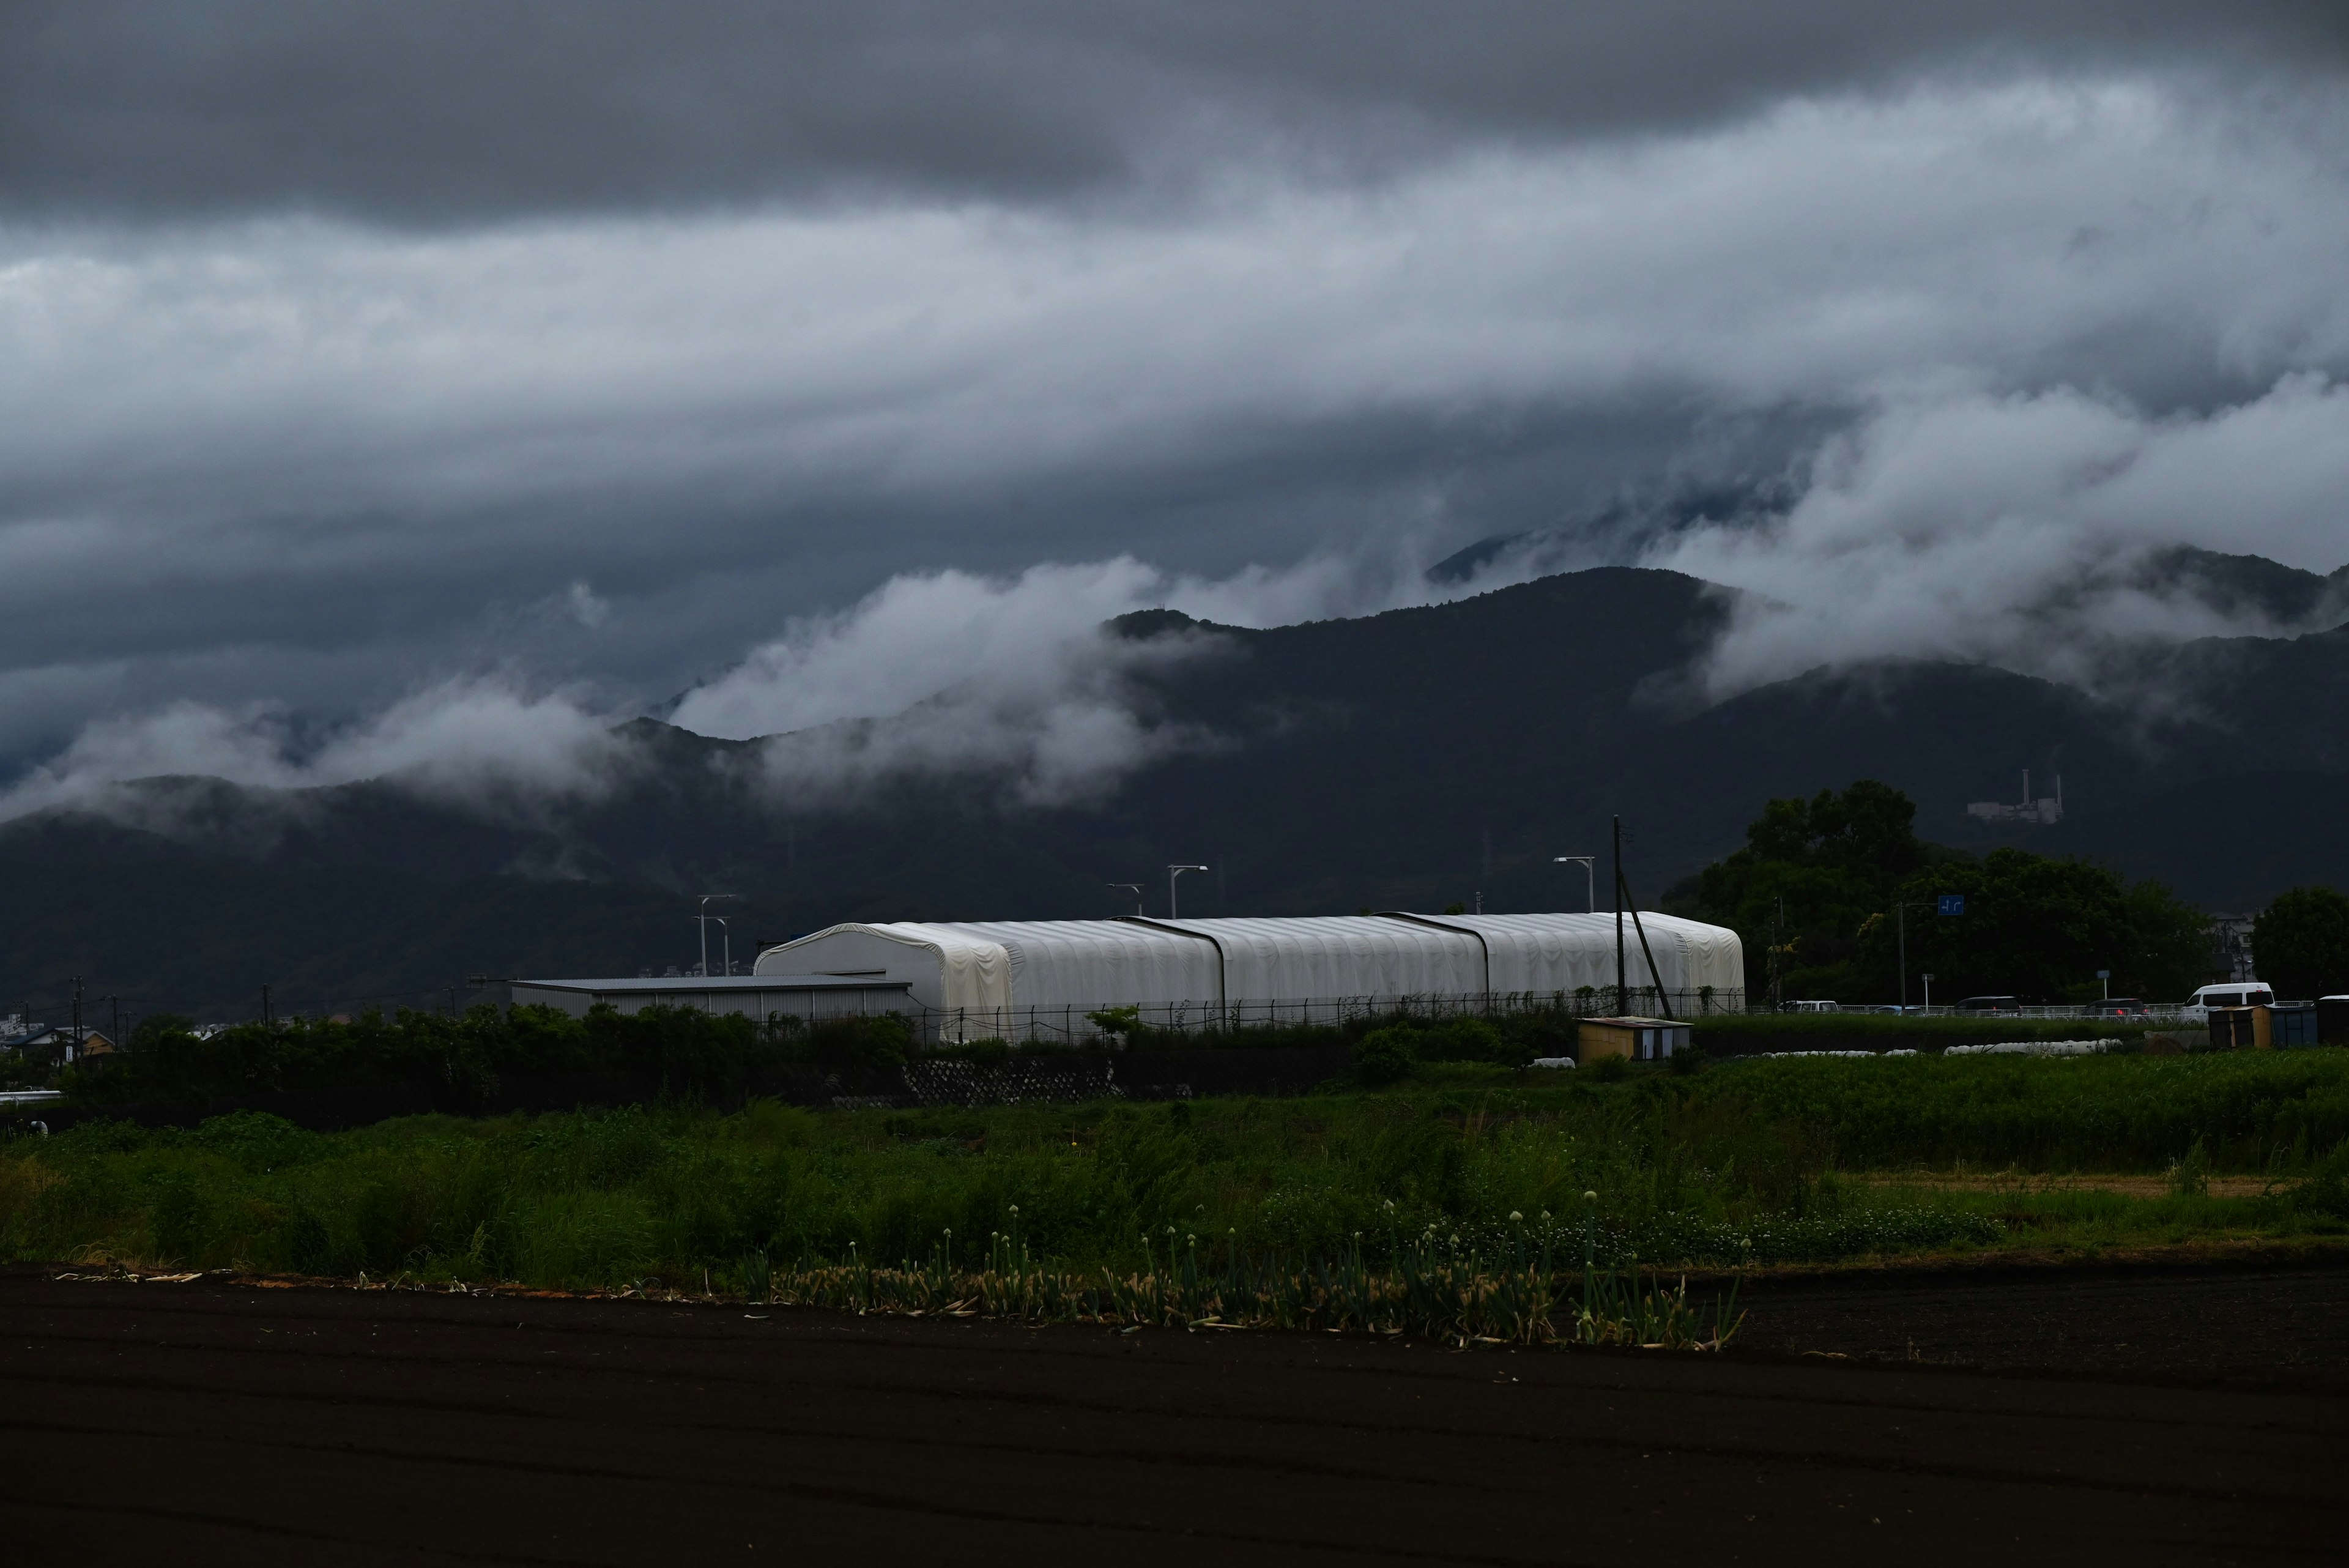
(3, 1, 2345, 221)
(1, 4, 2347, 814)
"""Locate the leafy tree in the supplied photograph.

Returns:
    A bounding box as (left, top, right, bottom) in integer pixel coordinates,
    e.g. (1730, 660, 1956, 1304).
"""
(2253, 886, 2349, 1000)
(1676, 780, 1939, 1000)
(1864, 850, 2211, 1003)
(1678, 781, 2216, 1003)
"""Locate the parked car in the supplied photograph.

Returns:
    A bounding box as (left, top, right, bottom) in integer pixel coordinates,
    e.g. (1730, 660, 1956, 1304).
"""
(2181, 983, 2274, 1024)
(1783, 1000, 1842, 1013)
(1955, 995, 2022, 1014)
(2087, 998, 2148, 1017)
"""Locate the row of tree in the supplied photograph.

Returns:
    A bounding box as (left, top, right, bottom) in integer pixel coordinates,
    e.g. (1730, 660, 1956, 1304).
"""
(1666, 781, 2342, 1005)
(61, 1003, 919, 1106)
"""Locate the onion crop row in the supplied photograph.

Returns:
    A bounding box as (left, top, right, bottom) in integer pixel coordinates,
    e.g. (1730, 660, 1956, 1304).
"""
(738, 1225, 1742, 1350)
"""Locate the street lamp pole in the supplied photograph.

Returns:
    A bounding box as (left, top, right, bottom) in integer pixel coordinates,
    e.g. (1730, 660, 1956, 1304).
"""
(1894, 901, 1931, 1012)
(1167, 864, 1208, 920)
(1554, 856, 1595, 913)
(697, 893, 740, 978)
(1107, 883, 1144, 916)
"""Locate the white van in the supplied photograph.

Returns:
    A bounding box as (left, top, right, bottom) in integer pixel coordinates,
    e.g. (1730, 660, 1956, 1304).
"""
(2183, 983, 2274, 1023)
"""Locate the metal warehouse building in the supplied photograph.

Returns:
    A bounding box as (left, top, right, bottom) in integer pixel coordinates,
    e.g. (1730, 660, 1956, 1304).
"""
(753, 912, 1743, 1037)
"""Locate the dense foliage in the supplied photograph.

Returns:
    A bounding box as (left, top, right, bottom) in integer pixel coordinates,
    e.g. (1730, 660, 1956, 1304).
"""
(2253, 886, 2349, 1001)
(1674, 780, 1935, 998)
(54, 1001, 1590, 1104)
(9, 1052, 2348, 1292)
(1674, 780, 2213, 1003)
(62, 1004, 916, 1105)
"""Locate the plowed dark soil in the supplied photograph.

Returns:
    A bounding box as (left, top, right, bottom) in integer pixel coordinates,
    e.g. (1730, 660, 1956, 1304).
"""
(4, 1263, 2344, 1566)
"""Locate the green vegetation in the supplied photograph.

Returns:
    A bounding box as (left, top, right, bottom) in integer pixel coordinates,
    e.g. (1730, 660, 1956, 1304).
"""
(2254, 886, 2349, 1000)
(62, 1004, 921, 1105)
(10, 1052, 2349, 1304)
(54, 1001, 1573, 1105)
(1672, 779, 2211, 1004)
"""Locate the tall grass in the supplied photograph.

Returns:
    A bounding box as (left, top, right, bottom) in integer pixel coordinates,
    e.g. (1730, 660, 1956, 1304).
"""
(7, 1053, 2348, 1301)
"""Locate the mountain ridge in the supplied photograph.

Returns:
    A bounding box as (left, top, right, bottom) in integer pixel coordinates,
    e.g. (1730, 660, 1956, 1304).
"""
(6, 562, 2347, 1016)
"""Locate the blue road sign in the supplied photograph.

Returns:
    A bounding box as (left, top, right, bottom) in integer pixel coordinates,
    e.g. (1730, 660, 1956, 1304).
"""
(1938, 894, 1965, 916)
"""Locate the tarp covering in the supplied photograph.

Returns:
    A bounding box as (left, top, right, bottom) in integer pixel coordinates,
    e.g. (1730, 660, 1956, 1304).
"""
(1156, 916, 1485, 1003)
(747, 922, 1014, 1014)
(755, 911, 1743, 1013)
(1398, 912, 1746, 998)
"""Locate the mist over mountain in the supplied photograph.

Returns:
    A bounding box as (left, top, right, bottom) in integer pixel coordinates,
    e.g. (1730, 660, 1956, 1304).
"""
(6, 557, 2345, 1018)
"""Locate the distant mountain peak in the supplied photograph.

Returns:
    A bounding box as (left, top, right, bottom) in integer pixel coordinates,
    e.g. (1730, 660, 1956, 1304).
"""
(1107, 607, 1206, 641)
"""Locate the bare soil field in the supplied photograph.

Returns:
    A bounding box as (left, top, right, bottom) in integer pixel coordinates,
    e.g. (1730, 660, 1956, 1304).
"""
(3, 1263, 2345, 1566)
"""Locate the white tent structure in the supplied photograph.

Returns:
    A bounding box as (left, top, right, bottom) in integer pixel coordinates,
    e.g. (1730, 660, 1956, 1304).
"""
(752, 912, 1743, 1038)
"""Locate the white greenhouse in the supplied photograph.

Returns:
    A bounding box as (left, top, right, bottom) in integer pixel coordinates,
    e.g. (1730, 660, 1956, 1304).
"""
(752, 912, 1745, 1039)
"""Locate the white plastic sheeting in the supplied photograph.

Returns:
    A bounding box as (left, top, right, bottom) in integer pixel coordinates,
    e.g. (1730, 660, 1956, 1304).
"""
(755, 911, 1745, 1017)
(745, 923, 1017, 1013)
(1394, 912, 1747, 997)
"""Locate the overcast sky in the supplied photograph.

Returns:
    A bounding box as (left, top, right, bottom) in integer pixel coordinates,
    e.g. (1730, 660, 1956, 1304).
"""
(3, 2, 2347, 806)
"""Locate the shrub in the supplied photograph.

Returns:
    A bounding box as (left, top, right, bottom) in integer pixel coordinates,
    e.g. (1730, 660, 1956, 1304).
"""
(1354, 1028, 1419, 1086)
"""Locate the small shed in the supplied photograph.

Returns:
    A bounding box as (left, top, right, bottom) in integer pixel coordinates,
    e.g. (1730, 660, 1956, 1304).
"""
(1578, 1016, 1690, 1062)
(2208, 1007, 2271, 1050)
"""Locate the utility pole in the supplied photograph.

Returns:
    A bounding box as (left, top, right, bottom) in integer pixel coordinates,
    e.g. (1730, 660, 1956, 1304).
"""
(1612, 819, 1626, 1014)
(1167, 864, 1208, 920)
(1894, 901, 1931, 1011)
(71, 976, 83, 1056)
(261, 983, 272, 1028)
(1772, 896, 1785, 1013)
(1611, 829, 1674, 1020)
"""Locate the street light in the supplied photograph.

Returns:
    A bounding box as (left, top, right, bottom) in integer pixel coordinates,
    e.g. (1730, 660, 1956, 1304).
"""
(1107, 883, 1145, 916)
(697, 893, 741, 978)
(1554, 856, 1596, 913)
(1894, 901, 1933, 1011)
(1167, 864, 1209, 920)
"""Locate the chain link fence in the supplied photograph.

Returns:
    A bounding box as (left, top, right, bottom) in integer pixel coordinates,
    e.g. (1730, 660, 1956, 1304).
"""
(916, 987, 1745, 1045)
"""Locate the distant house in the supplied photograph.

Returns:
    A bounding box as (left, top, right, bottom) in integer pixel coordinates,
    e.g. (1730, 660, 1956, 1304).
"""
(1, 1025, 115, 1067)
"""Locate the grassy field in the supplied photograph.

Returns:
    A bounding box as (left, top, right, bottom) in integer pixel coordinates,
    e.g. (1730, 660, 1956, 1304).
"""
(6, 1051, 2348, 1300)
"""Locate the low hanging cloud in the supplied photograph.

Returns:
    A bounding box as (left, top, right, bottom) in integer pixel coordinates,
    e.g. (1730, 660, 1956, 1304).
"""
(2, 61, 2348, 818)
(0, 677, 630, 827)
(1649, 375, 2349, 697)
(672, 547, 1464, 804)
(0, 543, 1482, 823)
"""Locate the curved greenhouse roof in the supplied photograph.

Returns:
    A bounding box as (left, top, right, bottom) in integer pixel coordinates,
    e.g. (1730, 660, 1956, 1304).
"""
(752, 910, 1743, 1019)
